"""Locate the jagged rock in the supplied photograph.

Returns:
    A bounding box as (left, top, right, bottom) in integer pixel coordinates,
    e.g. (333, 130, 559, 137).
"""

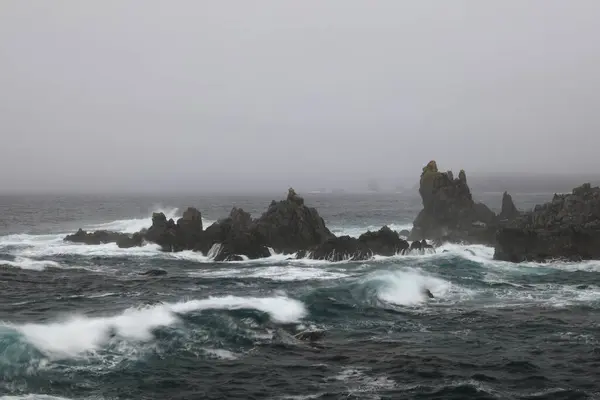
(203, 208, 270, 261)
(145, 212, 179, 251)
(252, 188, 335, 254)
(494, 183, 600, 262)
(410, 160, 498, 245)
(499, 191, 520, 221)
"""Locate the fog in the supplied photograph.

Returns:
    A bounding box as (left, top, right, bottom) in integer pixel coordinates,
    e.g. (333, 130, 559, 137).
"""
(1, 1, 600, 194)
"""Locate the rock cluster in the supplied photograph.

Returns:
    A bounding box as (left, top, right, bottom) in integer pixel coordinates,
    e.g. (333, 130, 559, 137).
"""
(494, 183, 600, 262)
(64, 188, 418, 261)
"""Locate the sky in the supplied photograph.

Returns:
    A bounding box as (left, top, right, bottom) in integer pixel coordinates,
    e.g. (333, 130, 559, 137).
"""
(1, 1, 599, 193)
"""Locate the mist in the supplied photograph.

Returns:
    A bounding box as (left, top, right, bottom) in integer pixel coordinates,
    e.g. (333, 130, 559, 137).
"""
(1, 1, 600, 194)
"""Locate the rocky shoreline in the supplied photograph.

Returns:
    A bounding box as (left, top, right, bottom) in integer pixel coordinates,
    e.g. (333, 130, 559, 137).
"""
(64, 160, 600, 263)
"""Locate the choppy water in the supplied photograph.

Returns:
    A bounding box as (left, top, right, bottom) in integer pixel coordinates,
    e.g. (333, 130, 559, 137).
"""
(0, 192, 599, 400)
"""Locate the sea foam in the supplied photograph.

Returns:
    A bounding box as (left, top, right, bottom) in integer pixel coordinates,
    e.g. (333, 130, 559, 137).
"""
(4, 295, 306, 358)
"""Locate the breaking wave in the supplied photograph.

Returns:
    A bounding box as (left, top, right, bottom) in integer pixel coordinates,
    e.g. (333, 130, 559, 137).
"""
(0, 295, 306, 359)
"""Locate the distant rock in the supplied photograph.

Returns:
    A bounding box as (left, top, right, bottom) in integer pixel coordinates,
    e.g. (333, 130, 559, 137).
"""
(65, 186, 448, 261)
(399, 229, 411, 237)
(499, 191, 520, 221)
(409, 160, 499, 245)
(494, 183, 600, 262)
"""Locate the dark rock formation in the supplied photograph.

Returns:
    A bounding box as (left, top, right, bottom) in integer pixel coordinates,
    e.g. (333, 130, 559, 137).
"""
(65, 229, 142, 248)
(252, 188, 335, 254)
(499, 191, 520, 221)
(203, 208, 270, 261)
(409, 160, 500, 245)
(494, 183, 600, 262)
(409, 239, 433, 252)
(422, 288, 434, 299)
(145, 212, 179, 251)
(116, 232, 144, 248)
(302, 226, 410, 261)
(358, 226, 410, 256)
(399, 229, 411, 237)
(63, 188, 433, 261)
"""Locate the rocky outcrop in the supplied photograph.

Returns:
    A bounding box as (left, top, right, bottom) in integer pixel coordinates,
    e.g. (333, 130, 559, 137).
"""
(251, 188, 335, 254)
(499, 191, 520, 221)
(409, 160, 502, 245)
(64, 229, 143, 248)
(494, 183, 600, 262)
(203, 208, 270, 261)
(63, 188, 434, 261)
(301, 226, 410, 261)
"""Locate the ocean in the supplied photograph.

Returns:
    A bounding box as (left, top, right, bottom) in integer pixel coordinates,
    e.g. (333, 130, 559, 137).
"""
(0, 191, 598, 400)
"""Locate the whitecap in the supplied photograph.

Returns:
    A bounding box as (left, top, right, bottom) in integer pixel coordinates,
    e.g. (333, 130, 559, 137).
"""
(3, 295, 307, 358)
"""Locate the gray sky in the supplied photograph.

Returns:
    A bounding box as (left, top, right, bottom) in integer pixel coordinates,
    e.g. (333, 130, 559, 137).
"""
(1, 1, 599, 193)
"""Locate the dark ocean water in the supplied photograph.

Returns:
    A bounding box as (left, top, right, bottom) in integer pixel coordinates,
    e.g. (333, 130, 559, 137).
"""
(0, 192, 599, 400)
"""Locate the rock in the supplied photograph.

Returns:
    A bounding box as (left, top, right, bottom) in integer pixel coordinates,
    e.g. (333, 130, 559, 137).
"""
(145, 212, 179, 251)
(303, 226, 410, 261)
(409, 239, 433, 252)
(64, 229, 137, 246)
(252, 188, 335, 254)
(116, 232, 144, 248)
(357, 226, 410, 256)
(399, 229, 411, 237)
(494, 183, 600, 262)
(409, 160, 498, 245)
(422, 288, 434, 299)
(499, 191, 520, 221)
(202, 208, 270, 261)
(304, 236, 371, 261)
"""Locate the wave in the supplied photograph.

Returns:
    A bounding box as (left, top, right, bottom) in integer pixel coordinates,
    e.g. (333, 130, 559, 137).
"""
(189, 265, 352, 281)
(0, 257, 62, 271)
(360, 268, 456, 306)
(1, 295, 306, 358)
(85, 207, 181, 233)
(0, 396, 82, 400)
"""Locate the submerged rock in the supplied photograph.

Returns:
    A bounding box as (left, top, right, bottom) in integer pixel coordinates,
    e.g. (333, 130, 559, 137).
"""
(294, 329, 326, 342)
(494, 183, 600, 262)
(140, 269, 167, 276)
